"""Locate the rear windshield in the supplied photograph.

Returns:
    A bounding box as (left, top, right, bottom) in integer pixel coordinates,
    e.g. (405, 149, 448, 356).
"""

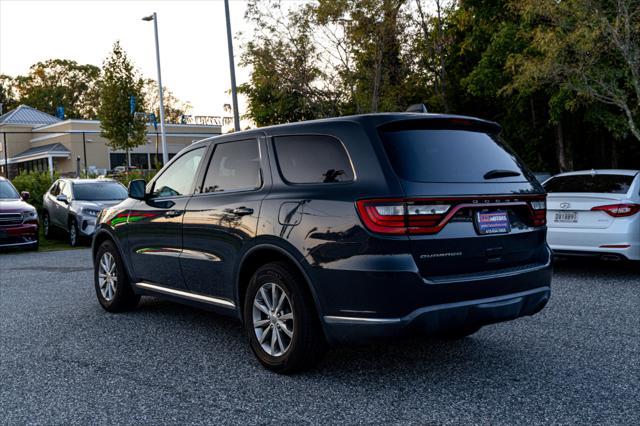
(380, 129, 528, 183)
(73, 182, 127, 201)
(544, 174, 634, 194)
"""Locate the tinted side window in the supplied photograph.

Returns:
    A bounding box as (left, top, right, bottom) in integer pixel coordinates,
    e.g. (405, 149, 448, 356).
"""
(202, 139, 261, 193)
(544, 174, 634, 194)
(273, 135, 354, 184)
(152, 147, 205, 198)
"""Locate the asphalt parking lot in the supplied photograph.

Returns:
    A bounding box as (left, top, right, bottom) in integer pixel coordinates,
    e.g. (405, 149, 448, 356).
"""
(0, 249, 638, 425)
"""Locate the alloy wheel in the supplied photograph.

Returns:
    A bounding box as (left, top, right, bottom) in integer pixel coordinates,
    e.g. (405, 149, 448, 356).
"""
(98, 252, 117, 301)
(252, 282, 294, 357)
(69, 223, 77, 246)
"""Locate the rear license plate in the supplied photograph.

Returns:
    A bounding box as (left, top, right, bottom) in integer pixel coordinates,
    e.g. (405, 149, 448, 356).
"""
(554, 211, 578, 223)
(475, 211, 511, 235)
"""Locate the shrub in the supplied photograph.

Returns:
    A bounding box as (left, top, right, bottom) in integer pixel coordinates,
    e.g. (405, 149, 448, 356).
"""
(114, 169, 158, 188)
(11, 171, 58, 212)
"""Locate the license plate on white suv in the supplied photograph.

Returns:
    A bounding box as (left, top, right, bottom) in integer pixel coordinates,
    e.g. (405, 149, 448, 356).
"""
(554, 211, 578, 223)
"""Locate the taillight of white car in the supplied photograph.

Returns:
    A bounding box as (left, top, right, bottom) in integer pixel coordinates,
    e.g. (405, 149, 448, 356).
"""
(590, 204, 640, 218)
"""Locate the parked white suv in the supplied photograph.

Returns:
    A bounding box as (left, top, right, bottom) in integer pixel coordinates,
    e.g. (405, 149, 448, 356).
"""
(543, 170, 640, 261)
(42, 178, 127, 246)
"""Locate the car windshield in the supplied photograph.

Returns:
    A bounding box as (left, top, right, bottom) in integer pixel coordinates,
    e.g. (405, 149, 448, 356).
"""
(73, 182, 127, 201)
(380, 129, 529, 183)
(544, 174, 634, 194)
(0, 180, 20, 200)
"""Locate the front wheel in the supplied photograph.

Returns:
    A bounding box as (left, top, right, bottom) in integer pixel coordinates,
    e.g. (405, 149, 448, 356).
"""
(42, 211, 52, 239)
(94, 240, 140, 312)
(69, 218, 80, 247)
(243, 262, 327, 374)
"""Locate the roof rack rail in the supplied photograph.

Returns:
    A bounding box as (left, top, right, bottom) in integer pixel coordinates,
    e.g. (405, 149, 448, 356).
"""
(406, 104, 428, 113)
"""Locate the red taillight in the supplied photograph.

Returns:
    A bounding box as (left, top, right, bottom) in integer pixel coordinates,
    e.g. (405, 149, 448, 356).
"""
(356, 199, 452, 235)
(356, 195, 546, 235)
(591, 204, 640, 218)
(356, 199, 406, 235)
(529, 197, 547, 226)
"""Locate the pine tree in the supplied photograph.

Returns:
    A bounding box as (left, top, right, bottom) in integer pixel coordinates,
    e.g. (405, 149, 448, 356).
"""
(98, 41, 147, 167)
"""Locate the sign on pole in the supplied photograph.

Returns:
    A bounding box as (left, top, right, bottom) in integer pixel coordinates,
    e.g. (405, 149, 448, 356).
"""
(130, 96, 136, 115)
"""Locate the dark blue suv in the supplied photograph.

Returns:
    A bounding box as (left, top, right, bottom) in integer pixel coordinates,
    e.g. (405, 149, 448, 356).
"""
(92, 113, 552, 373)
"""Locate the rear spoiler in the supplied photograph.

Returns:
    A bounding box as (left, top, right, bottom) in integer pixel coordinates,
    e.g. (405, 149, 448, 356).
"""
(378, 117, 502, 135)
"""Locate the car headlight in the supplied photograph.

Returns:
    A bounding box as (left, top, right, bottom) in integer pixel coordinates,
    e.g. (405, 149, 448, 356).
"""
(82, 208, 101, 217)
(22, 210, 38, 221)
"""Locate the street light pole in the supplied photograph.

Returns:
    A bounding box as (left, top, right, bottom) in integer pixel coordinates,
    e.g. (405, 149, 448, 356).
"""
(143, 12, 169, 165)
(82, 132, 88, 176)
(2, 132, 8, 178)
(224, 0, 240, 132)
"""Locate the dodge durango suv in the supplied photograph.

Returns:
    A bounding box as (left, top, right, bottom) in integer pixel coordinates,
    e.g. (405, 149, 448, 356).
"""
(92, 113, 552, 373)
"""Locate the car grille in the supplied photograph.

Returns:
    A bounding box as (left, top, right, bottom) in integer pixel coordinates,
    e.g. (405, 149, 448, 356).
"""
(0, 213, 23, 226)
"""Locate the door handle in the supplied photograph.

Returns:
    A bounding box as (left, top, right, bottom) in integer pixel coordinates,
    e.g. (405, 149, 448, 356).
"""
(164, 210, 182, 218)
(230, 207, 254, 216)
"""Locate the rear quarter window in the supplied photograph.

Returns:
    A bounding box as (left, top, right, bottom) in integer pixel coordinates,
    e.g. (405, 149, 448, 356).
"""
(380, 129, 529, 183)
(273, 135, 354, 184)
(544, 174, 634, 194)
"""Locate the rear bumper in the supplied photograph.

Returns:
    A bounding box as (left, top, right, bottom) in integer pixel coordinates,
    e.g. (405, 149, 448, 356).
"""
(548, 225, 640, 260)
(323, 286, 550, 344)
(312, 247, 553, 345)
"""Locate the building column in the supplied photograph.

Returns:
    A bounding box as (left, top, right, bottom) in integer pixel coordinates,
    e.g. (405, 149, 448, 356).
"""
(47, 155, 54, 179)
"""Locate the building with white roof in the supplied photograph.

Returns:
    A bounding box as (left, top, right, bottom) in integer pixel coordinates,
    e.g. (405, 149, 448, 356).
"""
(0, 105, 221, 178)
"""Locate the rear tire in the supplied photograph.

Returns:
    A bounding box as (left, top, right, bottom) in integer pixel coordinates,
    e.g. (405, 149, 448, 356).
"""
(243, 262, 327, 373)
(94, 240, 140, 312)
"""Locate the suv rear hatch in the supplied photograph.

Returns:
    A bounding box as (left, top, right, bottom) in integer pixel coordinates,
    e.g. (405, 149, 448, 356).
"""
(367, 118, 548, 281)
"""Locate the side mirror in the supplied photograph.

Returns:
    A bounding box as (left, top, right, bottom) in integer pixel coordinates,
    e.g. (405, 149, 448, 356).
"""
(21, 191, 30, 201)
(56, 194, 68, 203)
(128, 179, 147, 200)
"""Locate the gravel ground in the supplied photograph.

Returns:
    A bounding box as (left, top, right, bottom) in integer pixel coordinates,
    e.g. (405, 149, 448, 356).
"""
(0, 249, 638, 425)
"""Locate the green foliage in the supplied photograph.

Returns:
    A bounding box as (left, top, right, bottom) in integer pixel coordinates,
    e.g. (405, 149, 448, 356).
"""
(11, 171, 58, 212)
(98, 41, 147, 163)
(113, 169, 158, 188)
(0, 74, 18, 113)
(142, 78, 192, 124)
(12, 59, 101, 119)
(239, 1, 341, 126)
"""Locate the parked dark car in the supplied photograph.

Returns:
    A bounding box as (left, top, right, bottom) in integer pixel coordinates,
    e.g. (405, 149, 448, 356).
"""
(0, 176, 38, 250)
(91, 113, 552, 373)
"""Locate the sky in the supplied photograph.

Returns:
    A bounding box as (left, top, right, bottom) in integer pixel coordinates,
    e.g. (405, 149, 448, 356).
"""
(0, 0, 256, 119)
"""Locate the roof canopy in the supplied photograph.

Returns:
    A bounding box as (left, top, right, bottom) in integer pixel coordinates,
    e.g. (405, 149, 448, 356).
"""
(0, 143, 70, 166)
(0, 105, 61, 127)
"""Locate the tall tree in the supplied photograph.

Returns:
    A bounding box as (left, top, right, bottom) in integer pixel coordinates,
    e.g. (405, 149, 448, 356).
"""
(510, 0, 640, 143)
(12, 59, 100, 119)
(315, 0, 409, 113)
(0, 74, 18, 114)
(142, 78, 192, 124)
(98, 42, 147, 166)
(239, 0, 340, 126)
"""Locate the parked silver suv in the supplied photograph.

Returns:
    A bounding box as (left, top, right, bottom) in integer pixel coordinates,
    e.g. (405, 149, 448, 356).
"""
(43, 178, 127, 246)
